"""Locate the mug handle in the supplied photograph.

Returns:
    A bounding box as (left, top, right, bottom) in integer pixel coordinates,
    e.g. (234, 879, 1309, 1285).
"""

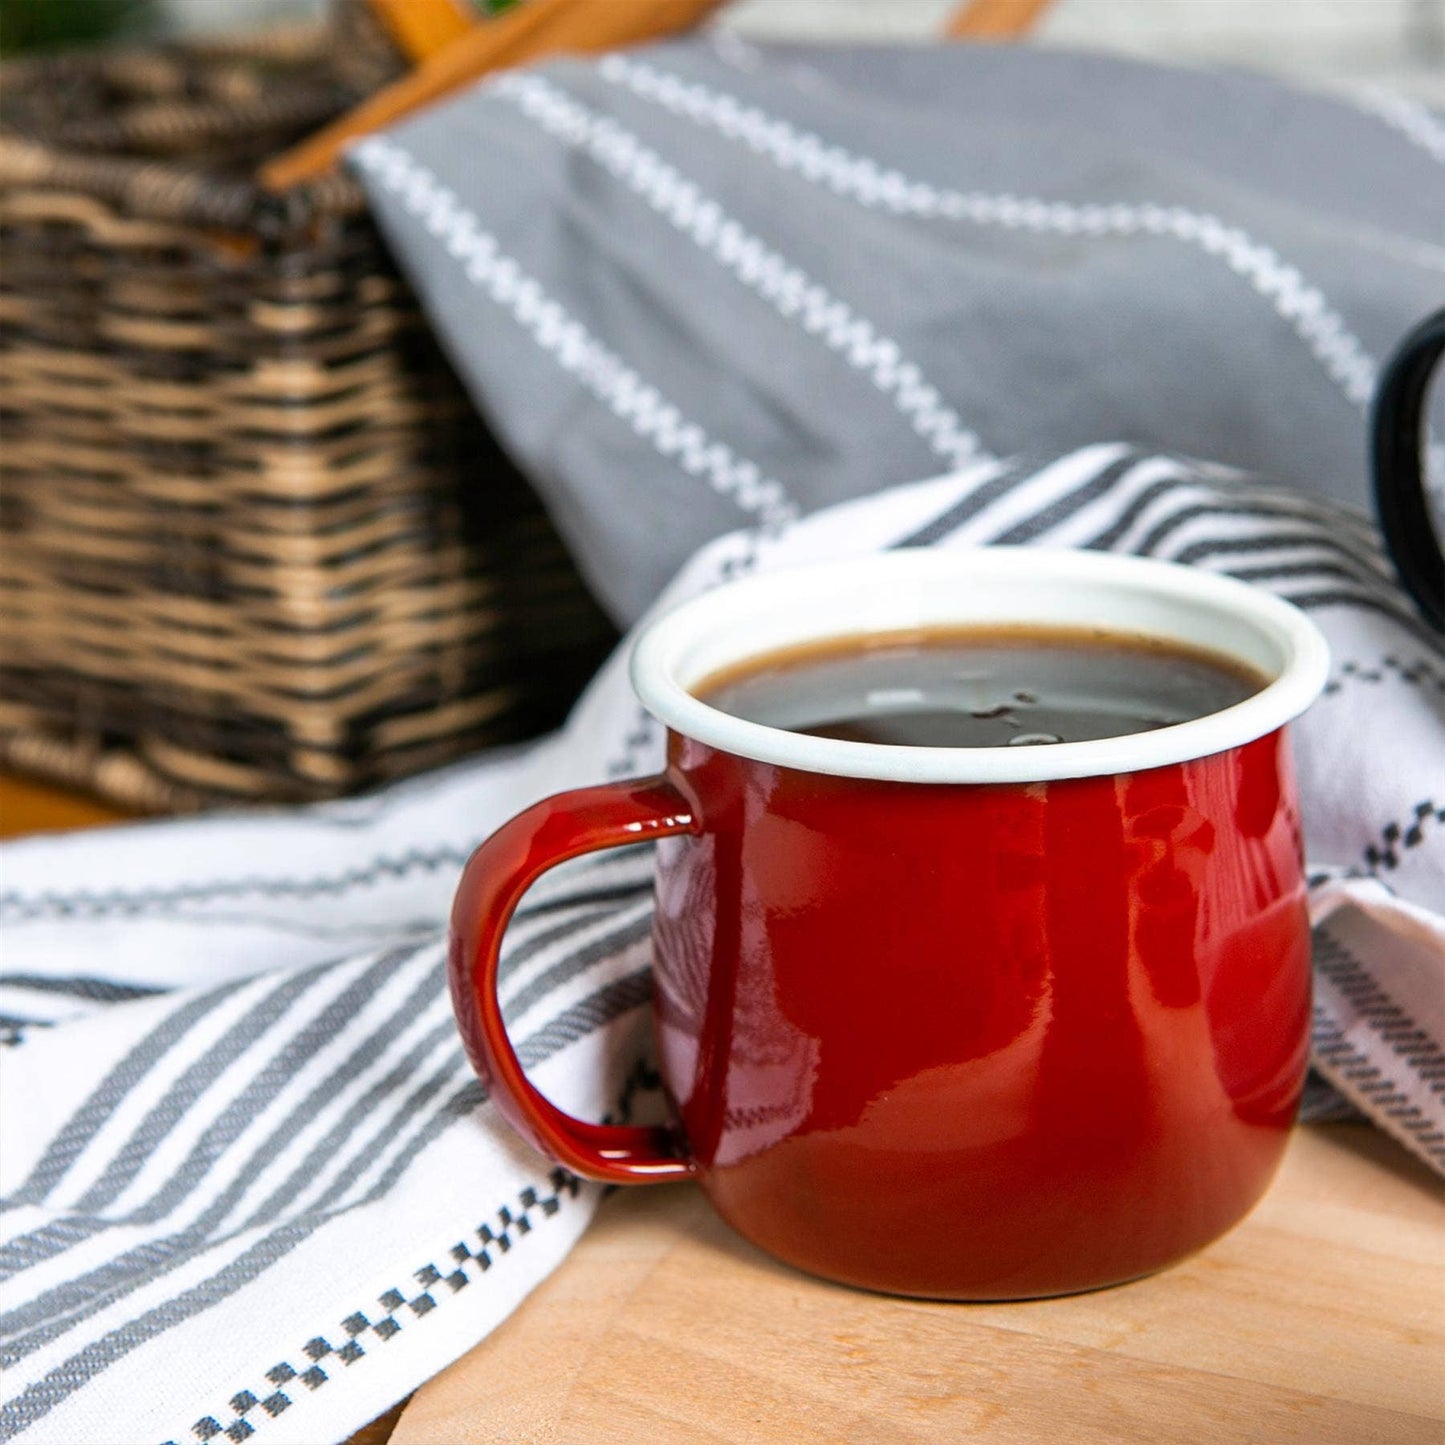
(448, 775, 701, 1184)
(1371, 308, 1445, 633)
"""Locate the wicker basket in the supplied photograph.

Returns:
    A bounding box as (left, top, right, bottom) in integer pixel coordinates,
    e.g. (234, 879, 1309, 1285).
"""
(0, 14, 616, 812)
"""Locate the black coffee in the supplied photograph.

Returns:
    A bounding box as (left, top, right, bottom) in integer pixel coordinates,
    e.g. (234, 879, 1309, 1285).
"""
(696, 626, 1266, 748)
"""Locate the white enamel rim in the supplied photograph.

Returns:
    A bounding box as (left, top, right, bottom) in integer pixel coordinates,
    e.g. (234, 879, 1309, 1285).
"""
(629, 549, 1330, 784)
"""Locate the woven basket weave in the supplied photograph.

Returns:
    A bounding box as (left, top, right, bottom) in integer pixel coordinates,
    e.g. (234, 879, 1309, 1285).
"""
(0, 15, 616, 812)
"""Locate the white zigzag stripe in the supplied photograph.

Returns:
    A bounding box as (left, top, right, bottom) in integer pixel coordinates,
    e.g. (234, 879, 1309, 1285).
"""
(1346, 85, 1445, 166)
(598, 55, 1380, 412)
(492, 71, 991, 473)
(350, 135, 798, 530)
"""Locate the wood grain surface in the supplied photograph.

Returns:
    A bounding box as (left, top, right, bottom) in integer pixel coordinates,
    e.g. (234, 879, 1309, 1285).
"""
(946, 0, 1060, 40)
(262, 0, 728, 188)
(392, 1125, 1443, 1444)
(5, 785, 1439, 1441)
(0, 773, 130, 837)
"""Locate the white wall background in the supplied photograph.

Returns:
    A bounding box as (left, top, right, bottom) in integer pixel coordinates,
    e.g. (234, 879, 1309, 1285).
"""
(724, 0, 1445, 101)
(163, 0, 1445, 104)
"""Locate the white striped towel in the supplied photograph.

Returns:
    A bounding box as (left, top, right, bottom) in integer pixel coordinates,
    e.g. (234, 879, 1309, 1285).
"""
(1, 445, 1441, 1445)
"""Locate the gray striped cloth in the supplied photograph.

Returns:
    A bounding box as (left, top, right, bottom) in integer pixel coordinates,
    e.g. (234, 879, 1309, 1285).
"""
(347, 38, 1445, 624)
(2, 445, 1442, 1445)
(4, 37, 1444, 1445)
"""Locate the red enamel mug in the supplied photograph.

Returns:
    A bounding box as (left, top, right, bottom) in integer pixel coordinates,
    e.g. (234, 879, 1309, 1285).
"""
(449, 549, 1329, 1299)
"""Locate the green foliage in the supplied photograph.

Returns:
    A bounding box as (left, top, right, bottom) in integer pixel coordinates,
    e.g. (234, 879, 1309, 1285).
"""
(0, 0, 156, 56)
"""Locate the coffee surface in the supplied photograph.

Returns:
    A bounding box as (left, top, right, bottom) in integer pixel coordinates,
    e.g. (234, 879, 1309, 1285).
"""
(695, 626, 1265, 748)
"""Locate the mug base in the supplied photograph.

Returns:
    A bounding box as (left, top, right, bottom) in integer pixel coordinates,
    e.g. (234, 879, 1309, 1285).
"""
(758, 1248, 1184, 1304)
(697, 1124, 1291, 1302)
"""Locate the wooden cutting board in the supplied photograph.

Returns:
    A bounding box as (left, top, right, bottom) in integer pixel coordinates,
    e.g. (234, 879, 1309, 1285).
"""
(0, 773, 130, 837)
(392, 1124, 1443, 1444)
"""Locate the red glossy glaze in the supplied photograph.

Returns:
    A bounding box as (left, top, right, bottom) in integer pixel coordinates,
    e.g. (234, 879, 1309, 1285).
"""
(653, 728, 1309, 1298)
(449, 777, 699, 1184)
(450, 732, 1311, 1300)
